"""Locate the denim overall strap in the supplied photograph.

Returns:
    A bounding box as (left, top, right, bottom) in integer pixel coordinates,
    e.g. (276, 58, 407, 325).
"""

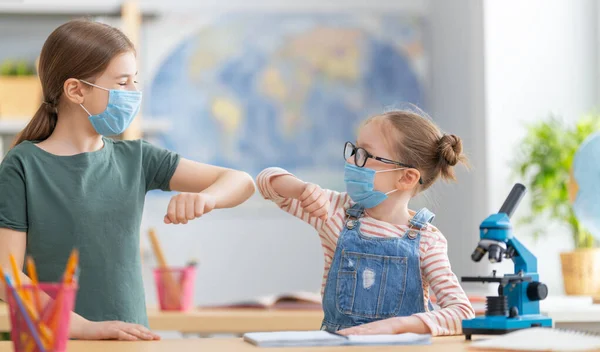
(345, 203, 365, 220)
(404, 207, 434, 239)
(406, 207, 436, 312)
(409, 207, 435, 229)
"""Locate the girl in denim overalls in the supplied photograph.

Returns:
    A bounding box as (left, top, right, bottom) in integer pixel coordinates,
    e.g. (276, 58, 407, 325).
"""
(257, 110, 475, 336)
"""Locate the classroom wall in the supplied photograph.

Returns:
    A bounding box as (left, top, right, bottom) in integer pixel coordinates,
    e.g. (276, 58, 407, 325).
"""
(0, 0, 494, 305)
(2, 0, 598, 305)
(482, 0, 599, 294)
(139, 0, 494, 306)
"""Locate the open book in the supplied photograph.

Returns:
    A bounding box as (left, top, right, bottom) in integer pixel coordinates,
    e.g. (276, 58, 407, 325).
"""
(243, 331, 431, 347)
(469, 328, 600, 351)
(213, 291, 322, 310)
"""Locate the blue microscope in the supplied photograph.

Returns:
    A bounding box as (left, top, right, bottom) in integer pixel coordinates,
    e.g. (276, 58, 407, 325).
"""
(462, 183, 553, 340)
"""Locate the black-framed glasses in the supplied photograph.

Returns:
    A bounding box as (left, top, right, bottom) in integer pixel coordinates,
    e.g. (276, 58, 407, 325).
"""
(344, 141, 423, 184)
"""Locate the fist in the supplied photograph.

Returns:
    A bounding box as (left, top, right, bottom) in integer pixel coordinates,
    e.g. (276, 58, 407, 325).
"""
(164, 193, 216, 224)
(299, 183, 330, 221)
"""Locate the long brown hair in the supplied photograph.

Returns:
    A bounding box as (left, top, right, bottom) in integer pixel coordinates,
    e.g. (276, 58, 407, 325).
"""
(12, 19, 135, 147)
(365, 109, 469, 192)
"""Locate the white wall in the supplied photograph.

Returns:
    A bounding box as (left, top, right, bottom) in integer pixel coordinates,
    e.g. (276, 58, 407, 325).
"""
(483, 0, 598, 295)
(4, 0, 596, 305)
(426, 0, 491, 291)
(137, 0, 495, 306)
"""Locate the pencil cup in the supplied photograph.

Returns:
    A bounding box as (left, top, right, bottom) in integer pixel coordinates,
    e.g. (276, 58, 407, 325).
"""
(6, 283, 77, 352)
(153, 266, 196, 311)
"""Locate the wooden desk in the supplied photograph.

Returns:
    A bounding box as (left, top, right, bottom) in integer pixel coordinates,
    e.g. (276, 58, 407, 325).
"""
(0, 336, 473, 352)
(147, 307, 324, 334)
(0, 304, 324, 334)
(2, 302, 600, 334)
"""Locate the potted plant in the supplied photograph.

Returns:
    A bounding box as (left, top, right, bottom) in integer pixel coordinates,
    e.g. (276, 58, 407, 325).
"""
(513, 115, 600, 296)
(0, 59, 42, 119)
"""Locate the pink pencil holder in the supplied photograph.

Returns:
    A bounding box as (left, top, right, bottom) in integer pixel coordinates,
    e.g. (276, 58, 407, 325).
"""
(6, 283, 77, 352)
(153, 266, 196, 311)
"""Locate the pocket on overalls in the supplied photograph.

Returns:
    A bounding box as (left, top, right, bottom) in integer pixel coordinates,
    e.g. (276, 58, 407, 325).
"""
(336, 251, 408, 318)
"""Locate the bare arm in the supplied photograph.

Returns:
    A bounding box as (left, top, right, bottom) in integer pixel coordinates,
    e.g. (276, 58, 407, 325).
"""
(168, 158, 255, 209)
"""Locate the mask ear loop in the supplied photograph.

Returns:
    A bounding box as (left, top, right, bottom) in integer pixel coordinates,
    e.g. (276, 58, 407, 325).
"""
(78, 79, 110, 117)
(79, 79, 109, 91)
(80, 103, 92, 117)
(374, 167, 406, 196)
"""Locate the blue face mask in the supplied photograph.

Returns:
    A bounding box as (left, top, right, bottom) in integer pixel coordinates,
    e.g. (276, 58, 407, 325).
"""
(79, 80, 142, 136)
(344, 162, 404, 208)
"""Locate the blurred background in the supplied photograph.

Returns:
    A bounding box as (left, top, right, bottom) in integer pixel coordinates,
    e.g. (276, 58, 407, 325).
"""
(0, 0, 598, 310)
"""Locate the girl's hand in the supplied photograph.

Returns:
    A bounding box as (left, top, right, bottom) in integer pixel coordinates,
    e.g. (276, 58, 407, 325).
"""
(298, 183, 330, 221)
(337, 316, 429, 336)
(337, 318, 400, 336)
(74, 320, 160, 341)
(164, 193, 217, 224)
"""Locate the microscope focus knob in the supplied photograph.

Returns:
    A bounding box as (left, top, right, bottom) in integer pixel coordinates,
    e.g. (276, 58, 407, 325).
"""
(527, 282, 548, 301)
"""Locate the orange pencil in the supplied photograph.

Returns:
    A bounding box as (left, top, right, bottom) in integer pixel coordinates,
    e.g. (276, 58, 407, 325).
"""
(62, 249, 78, 284)
(9, 254, 22, 287)
(9, 254, 31, 305)
(47, 248, 78, 331)
(0, 265, 7, 287)
(26, 256, 43, 315)
(3, 262, 52, 351)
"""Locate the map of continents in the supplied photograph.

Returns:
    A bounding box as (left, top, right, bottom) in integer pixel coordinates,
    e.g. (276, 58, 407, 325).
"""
(148, 14, 425, 176)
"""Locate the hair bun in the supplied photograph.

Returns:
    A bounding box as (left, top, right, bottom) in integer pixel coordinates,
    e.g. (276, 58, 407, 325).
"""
(438, 134, 462, 166)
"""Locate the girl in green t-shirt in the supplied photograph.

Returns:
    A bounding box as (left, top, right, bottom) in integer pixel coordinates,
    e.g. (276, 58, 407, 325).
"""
(0, 19, 255, 340)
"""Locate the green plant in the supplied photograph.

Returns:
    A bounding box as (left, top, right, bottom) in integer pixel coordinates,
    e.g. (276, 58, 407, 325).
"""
(0, 59, 35, 76)
(513, 114, 600, 249)
(0, 332, 9, 341)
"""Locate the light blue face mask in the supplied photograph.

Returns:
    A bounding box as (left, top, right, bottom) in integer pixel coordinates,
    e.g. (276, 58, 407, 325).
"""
(344, 162, 404, 208)
(79, 79, 142, 136)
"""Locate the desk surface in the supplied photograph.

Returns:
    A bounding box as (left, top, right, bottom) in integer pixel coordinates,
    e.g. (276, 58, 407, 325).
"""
(0, 304, 324, 334)
(3, 302, 600, 334)
(147, 307, 324, 333)
(0, 336, 473, 352)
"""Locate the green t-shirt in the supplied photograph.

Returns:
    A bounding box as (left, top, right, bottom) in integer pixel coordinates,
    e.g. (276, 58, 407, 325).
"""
(0, 137, 180, 326)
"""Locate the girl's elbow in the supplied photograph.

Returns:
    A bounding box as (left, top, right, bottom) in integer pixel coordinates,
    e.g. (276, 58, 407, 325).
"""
(464, 304, 476, 319)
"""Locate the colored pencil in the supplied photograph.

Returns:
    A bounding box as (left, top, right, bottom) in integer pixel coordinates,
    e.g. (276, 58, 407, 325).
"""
(62, 249, 78, 285)
(26, 256, 43, 316)
(4, 275, 45, 352)
(9, 255, 34, 321)
(9, 254, 30, 305)
(148, 228, 180, 308)
(0, 265, 6, 287)
(48, 248, 78, 331)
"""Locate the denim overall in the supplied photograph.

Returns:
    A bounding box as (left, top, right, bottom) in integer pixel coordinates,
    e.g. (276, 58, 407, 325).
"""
(321, 204, 435, 331)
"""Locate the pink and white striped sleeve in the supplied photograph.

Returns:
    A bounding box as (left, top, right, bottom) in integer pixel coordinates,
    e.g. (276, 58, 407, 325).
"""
(414, 232, 475, 336)
(256, 167, 349, 232)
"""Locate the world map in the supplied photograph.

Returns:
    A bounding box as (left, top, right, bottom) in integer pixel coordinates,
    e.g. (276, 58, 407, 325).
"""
(147, 14, 425, 176)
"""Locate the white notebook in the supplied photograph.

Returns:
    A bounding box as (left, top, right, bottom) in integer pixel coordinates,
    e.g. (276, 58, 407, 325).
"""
(243, 330, 431, 347)
(470, 328, 600, 351)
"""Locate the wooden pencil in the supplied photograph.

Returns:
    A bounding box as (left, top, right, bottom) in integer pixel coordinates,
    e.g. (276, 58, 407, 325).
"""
(148, 228, 181, 309)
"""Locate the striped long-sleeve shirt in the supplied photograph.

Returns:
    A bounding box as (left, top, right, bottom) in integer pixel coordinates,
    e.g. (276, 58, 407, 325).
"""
(257, 167, 475, 336)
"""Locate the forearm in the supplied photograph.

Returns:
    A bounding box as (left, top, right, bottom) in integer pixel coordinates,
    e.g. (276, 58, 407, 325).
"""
(201, 170, 255, 208)
(394, 316, 431, 334)
(0, 271, 89, 339)
(270, 174, 306, 199)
